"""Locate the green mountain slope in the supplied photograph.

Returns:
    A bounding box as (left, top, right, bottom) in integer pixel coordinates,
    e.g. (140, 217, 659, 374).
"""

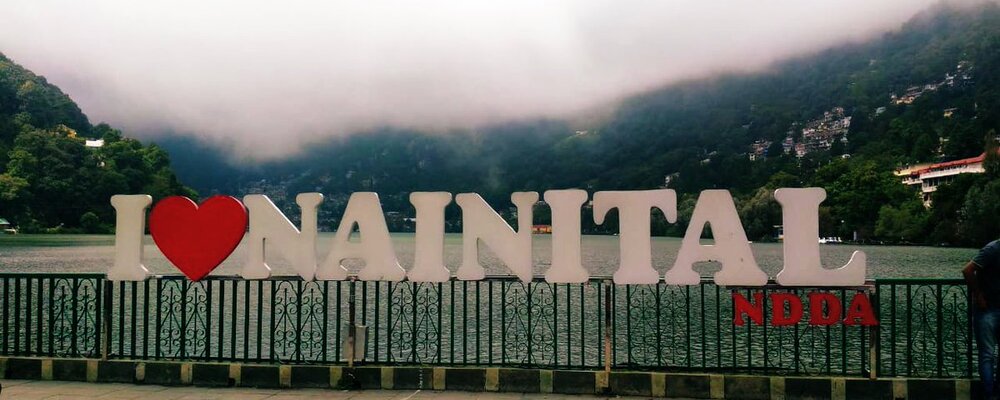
(0, 53, 195, 233)
(158, 2, 1000, 246)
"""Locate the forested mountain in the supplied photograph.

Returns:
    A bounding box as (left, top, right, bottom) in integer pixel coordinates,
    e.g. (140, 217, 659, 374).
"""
(159, 2, 1000, 246)
(0, 53, 195, 233)
(6, 2, 998, 245)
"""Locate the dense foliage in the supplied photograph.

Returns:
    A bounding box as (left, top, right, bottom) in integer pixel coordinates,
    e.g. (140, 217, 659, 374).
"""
(164, 3, 1000, 246)
(0, 53, 195, 233)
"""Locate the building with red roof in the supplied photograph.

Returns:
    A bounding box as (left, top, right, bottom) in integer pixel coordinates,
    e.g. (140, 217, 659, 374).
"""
(896, 153, 987, 206)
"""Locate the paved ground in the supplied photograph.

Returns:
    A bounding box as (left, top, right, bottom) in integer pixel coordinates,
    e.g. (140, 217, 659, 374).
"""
(0, 380, 657, 399)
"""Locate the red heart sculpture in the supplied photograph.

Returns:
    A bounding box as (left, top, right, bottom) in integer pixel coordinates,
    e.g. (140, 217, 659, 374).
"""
(149, 196, 248, 281)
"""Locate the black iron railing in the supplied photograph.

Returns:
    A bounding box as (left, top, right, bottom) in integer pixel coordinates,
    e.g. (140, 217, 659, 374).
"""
(874, 278, 972, 378)
(0, 273, 104, 358)
(0, 274, 971, 378)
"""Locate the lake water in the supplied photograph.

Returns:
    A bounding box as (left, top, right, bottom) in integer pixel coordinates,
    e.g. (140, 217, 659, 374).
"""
(0, 233, 974, 374)
(0, 233, 975, 279)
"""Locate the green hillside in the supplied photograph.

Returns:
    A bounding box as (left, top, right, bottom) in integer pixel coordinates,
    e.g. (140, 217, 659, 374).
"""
(172, 2, 1000, 246)
(0, 53, 195, 233)
(580, 2, 1000, 245)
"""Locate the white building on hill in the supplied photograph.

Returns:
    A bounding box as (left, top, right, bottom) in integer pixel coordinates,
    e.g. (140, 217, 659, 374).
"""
(896, 153, 987, 206)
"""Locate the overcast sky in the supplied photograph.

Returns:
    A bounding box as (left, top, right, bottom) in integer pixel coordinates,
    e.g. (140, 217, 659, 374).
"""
(0, 0, 944, 160)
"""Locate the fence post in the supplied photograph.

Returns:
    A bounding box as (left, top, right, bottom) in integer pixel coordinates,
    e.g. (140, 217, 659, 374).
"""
(347, 278, 357, 367)
(102, 279, 112, 360)
(868, 284, 877, 380)
(604, 283, 612, 374)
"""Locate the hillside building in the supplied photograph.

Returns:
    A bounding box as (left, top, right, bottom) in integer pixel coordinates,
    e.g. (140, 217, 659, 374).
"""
(781, 107, 852, 159)
(896, 153, 988, 206)
(0, 218, 14, 234)
(748, 139, 771, 161)
(532, 225, 552, 234)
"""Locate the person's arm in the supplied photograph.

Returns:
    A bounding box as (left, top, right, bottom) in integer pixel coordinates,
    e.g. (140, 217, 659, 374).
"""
(964, 261, 988, 310)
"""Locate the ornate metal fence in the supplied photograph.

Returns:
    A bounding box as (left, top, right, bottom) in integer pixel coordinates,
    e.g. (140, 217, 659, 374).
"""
(0, 274, 103, 358)
(874, 278, 972, 378)
(0, 274, 971, 378)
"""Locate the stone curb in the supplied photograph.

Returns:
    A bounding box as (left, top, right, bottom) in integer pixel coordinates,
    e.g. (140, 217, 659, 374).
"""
(0, 356, 977, 399)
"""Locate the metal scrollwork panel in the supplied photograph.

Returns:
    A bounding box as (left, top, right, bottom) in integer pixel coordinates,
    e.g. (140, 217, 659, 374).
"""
(793, 321, 839, 374)
(500, 282, 530, 365)
(50, 278, 99, 357)
(664, 285, 698, 368)
(527, 282, 556, 366)
(155, 279, 209, 359)
(874, 283, 972, 378)
(498, 281, 557, 366)
(907, 285, 939, 376)
(939, 284, 971, 377)
(620, 284, 661, 367)
(387, 282, 442, 364)
(271, 280, 327, 363)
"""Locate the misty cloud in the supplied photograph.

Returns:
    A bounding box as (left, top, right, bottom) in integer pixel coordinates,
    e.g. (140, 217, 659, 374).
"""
(0, 0, 941, 160)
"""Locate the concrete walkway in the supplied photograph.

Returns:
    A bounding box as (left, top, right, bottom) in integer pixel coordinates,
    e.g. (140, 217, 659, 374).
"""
(0, 380, 659, 399)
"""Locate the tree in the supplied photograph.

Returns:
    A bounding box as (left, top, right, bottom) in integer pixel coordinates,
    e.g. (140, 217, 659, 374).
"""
(958, 179, 1000, 246)
(875, 198, 929, 242)
(812, 160, 913, 240)
(79, 212, 101, 234)
(0, 173, 27, 201)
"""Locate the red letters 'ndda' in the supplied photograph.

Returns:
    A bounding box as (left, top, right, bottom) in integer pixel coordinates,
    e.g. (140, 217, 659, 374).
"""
(733, 291, 878, 326)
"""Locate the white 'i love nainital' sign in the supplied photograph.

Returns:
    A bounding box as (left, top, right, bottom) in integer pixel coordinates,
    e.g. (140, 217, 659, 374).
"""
(107, 188, 865, 286)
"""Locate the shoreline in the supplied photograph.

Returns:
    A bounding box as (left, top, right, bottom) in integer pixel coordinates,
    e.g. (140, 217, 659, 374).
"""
(0, 232, 982, 250)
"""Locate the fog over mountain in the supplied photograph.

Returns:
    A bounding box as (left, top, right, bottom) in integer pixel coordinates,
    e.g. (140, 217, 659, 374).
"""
(0, 0, 954, 160)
